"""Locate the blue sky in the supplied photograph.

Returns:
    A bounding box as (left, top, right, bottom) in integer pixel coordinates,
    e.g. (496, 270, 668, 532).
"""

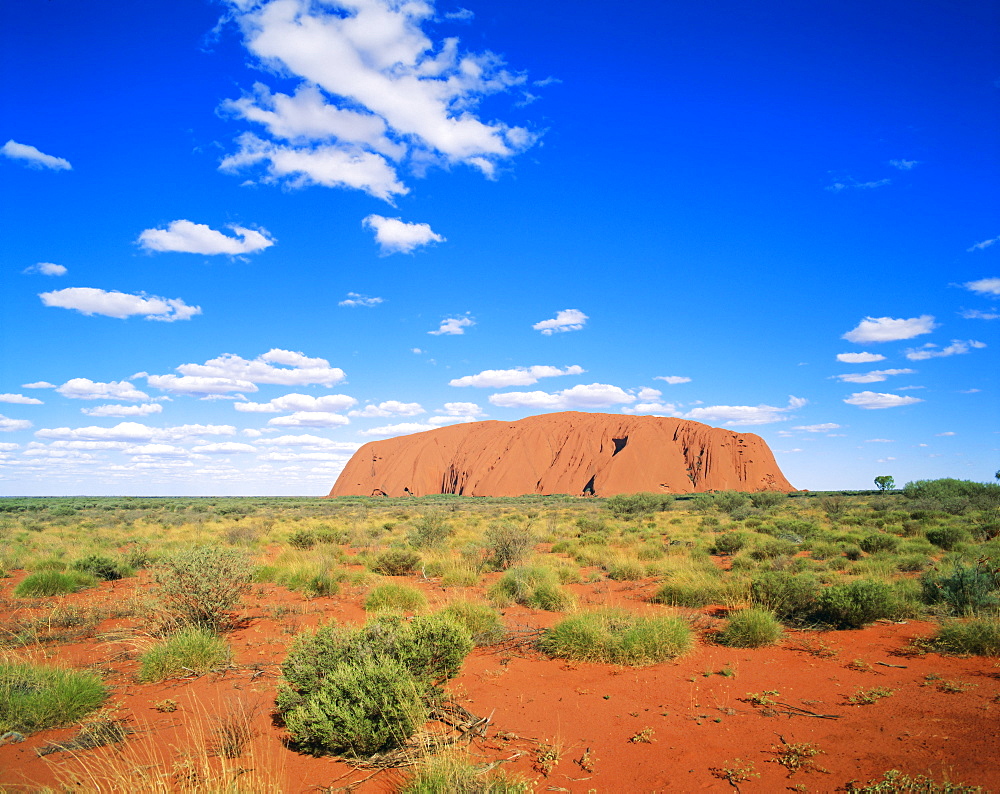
(2, 0, 997, 496)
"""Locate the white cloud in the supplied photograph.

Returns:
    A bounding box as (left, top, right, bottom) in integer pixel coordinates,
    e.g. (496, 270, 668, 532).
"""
(832, 368, 916, 384)
(793, 423, 842, 432)
(39, 288, 201, 322)
(237, 393, 357, 413)
(24, 262, 67, 276)
(836, 352, 886, 364)
(137, 219, 274, 255)
(191, 442, 258, 454)
(338, 292, 384, 307)
(146, 375, 257, 396)
(169, 349, 345, 386)
(0, 394, 43, 405)
(437, 402, 483, 417)
(865, 438, 894, 443)
(449, 364, 584, 388)
(682, 395, 807, 426)
(888, 159, 919, 170)
(842, 315, 937, 343)
(56, 378, 149, 401)
(963, 277, 1000, 295)
(257, 434, 360, 452)
(489, 382, 636, 411)
(826, 177, 891, 191)
(81, 403, 164, 418)
(348, 400, 423, 417)
(936, 431, 956, 437)
(0, 415, 32, 432)
(532, 309, 588, 335)
(363, 215, 444, 254)
(903, 340, 986, 361)
(429, 316, 474, 335)
(427, 415, 476, 425)
(1, 139, 72, 170)
(267, 411, 350, 428)
(22, 382, 55, 389)
(621, 402, 678, 416)
(359, 422, 436, 437)
(222, 0, 535, 198)
(636, 387, 661, 401)
(35, 422, 236, 443)
(843, 391, 923, 409)
(123, 444, 190, 458)
(960, 309, 1000, 320)
(966, 239, 998, 253)
(654, 375, 692, 385)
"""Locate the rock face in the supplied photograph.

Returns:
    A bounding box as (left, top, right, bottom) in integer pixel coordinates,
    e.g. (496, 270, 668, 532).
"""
(329, 412, 794, 497)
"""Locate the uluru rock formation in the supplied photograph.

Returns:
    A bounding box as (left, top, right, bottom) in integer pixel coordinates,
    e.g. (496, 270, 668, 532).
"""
(330, 412, 794, 497)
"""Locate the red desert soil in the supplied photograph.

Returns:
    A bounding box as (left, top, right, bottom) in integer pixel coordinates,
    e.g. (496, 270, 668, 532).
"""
(330, 412, 795, 499)
(2, 565, 998, 793)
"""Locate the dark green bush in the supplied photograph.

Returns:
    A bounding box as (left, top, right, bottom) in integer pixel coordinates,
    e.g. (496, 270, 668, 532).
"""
(713, 491, 751, 514)
(372, 549, 421, 576)
(154, 546, 252, 632)
(748, 537, 798, 560)
(72, 554, 129, 581)
(482, 521, 536, 570)
(815, 579, 901, 629)
(750, 571, 820, 623)
(925, 526, 970, 551)
(920, 563, 999, 615)
(749, 491, 786, 510)
(14, 570, 96, 597)
(605, 492, 673, 519)
(407, 513, 453, 549)
(859, 533, 899, 554)
(287, 530, 317, 549)
(903, 478, 1000, 516)
(712, 531, 749, 555)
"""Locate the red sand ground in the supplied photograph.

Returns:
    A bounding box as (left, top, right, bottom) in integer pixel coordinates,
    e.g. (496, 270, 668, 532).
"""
(2, 565, 998, 792)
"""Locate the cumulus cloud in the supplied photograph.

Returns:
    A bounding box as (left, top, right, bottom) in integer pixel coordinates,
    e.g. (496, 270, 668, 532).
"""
(0, 415, 32, 432)
(137, 219, 274, 255)
(836, 352, 886, 364)
(429, 316, 474, 335)
(843, 391, 923, 409)
(24, 262, 67, 276)
(167, 349, 345, 387)
(359, 422, 436, 437)
(236, 393, 357, 413)
(363, 215, 444, 254)
(22, 382, 55, 389)
(966, 239, 998, 253)
(489, 383, 635, 411)
(257, 434, 361, 452)
(832, 368, 916, 384)
(960, 309, 1000, 320)
(449, 364, 584, 388)
(35, 422, 236, 443)
(793, 423, 842, 432)
(81, 403, 163, 418)
(1, 139, 71, 170)
(146, 375, 257, 396)
(963, 277, 1000, 295)
(532, 309, 588, 335)
(191, 442, 258, 454)
(654, 375, 692, 385)
(348, 400, 423, 417)
(842, 315, 937, 343)
(889, 159, 919, 170)
(220, 0, 535, 198)
(0, 394, 43, 405)
(39, 288, 202, 322)
(621, 401, 678, 416)
(683, 396, 807, 426)
(437, 402, 483, 417)
(338, 292, 383, 307)
(904, 340, 986, 360)
(267, 411, 350, 428)
(56, 378, 149, 402)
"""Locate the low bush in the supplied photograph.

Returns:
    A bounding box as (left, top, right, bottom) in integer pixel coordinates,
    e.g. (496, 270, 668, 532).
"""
(488, 566, 574, 611)
(372, 549, 422, 576)
(482, 521, 536, 570)
(713, 491, 751, 515)
(716, 608, 783, 648)
(920, 562, 999, 615)
(365, 583, 428, 614)
(71, 554, 131, 581)
(276, 614, 473, 756)
(14, 569, 96, 597)
(0, 662, 107, 734)
(712, 531, 749, 555)
(605, 492, 673, 519)
(933, 617, 1000, 656)
(750, 491, 786, 510)
(408, 513, 454, 549)
(439, 601, 505, 646)
(287, 530, 317, 550)
(858, 533, 899, 554)
(815, 579, 901, 629)
(139, 626, 231, 682)
(925, 526, 970, 551)
(154, 546, 253, 632)
(750, 571, 820, 623)
(402, 750, 531, 793)
(540, 607, 692, 665)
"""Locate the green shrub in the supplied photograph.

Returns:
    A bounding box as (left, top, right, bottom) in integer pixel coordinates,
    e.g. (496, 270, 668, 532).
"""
(815, 579, 901, 629)
(14, 569, 97, 597)
(859, 533, 899, 554)
(714, 491, 751, 514)
(488, 566, 574, 611)
(541, 607, 692, 665)
(287, 530, 317, 549)
(276, 615, 473, 756)
(903, 478, 1000, 516)
(750, 571, 820, 623)
(716, 608, 783, 648)
(652, 578, 725, 607)
(408, 513, 453, 549)
(712, 531, 749, 555)
(0, 662, 107, 734)
(139, 626, 231, 682)
(846, 768, 982, 793)
(482, 521, 536, 570)
(920, 563, 999, 615)
(604, 556, 646, 581)
(71, 554, 130, 581)
(605, 492, 673, 519)
(372, 549, 422, 576)
(439, 601, 505, 645)
(925, 526, 970, 551)
(750, 491, 786, 510)
(748, 538, 798, 560)
(933, 617, 1000, 656)
(154, 546, 253, 632)
(365, 583, 429, 613)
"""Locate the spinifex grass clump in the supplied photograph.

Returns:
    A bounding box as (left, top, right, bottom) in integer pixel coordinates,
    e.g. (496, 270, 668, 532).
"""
(920, 561, 999, 615)
(276, 614, 473, 757)
(815, 579, 903, 629)
(716, 608, 783, 648)
(541, 607, 692, 665)
(0, 662, 107, 734)
(439, 601, 505, 646)
(365, 583, 429, 613)
(372, 549, 422, 576)
(933, 617, 1000, 656)
(488, 565, 574, 611)
(71, 553, 132, 581)
(14, 569, 97, 597)
(154, 546, 252, 632)
(402, 749, 531, 793)
(138, 626, 231, 682)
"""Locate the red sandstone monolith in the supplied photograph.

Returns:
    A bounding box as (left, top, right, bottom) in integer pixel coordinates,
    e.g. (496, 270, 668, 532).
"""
(329, 412, 794, 497)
